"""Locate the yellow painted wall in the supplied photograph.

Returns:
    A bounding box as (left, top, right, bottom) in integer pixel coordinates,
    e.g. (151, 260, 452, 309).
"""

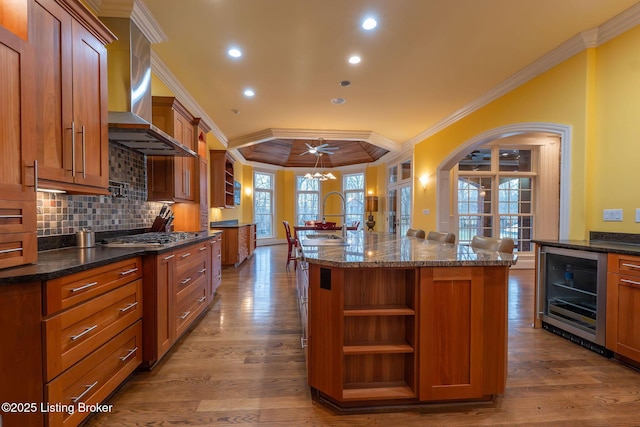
(591, 26, 640, 232)
(413, 50, 592, 238)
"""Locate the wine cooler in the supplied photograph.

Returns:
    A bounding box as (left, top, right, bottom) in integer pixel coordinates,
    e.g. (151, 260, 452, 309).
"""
(537, 246, 609, 353)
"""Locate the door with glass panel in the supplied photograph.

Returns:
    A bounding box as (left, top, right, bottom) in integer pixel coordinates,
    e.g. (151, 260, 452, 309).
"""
(387, 159, 412, 235)
(456, 147, 534, 253)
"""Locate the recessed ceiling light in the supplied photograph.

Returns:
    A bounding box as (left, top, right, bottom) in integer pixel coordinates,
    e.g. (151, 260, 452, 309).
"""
(331, 98, 346, 105)
(339, 80, 351, 87)
(362, 17, 377, 30)
(228, 48, 242, 58)
(243, 88, 255, 97)
(348, 55, 361, 64)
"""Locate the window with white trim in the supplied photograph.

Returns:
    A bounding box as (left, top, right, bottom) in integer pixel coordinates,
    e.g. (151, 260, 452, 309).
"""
(343, 173, 365, 228)
(296, 176, 320, 226)
(254, 171, 274, 238)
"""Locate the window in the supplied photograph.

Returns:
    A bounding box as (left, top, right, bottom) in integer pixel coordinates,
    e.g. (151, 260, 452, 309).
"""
(343, 173, 365, 228)
(456, 147, 535, 252)
(254, 172, 274, 238)
(296, 176, 320, 226)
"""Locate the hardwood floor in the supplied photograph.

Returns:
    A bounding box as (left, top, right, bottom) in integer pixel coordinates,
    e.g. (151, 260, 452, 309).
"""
(86, 244, 640, 426)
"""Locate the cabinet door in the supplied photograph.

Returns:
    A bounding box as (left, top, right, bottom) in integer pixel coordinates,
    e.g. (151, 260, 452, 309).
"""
(607, 254, 640, 362)
(419, 267, 484, 401)
(70, 20, 109, 189)
(32, 0, 74, 184)
(32, 0, 109, 192)
(0, 24, 37, 268)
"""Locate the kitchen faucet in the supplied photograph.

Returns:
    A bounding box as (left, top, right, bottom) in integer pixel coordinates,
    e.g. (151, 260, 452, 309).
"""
(322, 191, 348, 238)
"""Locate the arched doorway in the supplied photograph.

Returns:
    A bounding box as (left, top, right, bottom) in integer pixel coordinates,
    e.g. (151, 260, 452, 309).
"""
(435, 123, 571, 268)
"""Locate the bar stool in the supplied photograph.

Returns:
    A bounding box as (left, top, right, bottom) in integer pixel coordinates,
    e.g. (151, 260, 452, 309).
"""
(470, 235, 515, 254)
(406, 228, 426, 239)
(282, 221, 298, 270)
(427, 231, 456, 244)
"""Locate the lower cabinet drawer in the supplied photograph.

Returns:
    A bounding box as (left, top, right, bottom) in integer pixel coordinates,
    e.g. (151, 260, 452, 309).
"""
(44, 280, 142, 381)
(45, 320, 142, 427)
(175, 280, 207, 338)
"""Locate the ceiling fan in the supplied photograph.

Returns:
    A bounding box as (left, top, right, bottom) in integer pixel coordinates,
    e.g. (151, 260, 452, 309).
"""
(300, 139, 339, 156)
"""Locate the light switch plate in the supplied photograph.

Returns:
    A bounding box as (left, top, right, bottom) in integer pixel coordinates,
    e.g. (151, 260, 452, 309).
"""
(636, 208, 640, 223)
(422, 209, 430, 215)
(604, 209, 623, 221)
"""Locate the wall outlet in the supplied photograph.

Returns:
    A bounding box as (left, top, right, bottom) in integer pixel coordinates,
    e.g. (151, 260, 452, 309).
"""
(422, 209, 430, 215)
(636, 208, 640, 223)
(603, 209, 623, 221)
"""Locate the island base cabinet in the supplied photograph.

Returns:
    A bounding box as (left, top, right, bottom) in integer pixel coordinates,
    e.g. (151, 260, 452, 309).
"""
(307, 264, 509, 408)
(308, 266, 419, 404)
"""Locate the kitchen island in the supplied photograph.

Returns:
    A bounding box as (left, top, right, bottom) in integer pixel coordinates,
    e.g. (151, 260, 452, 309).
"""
(297, 230, 517, 410)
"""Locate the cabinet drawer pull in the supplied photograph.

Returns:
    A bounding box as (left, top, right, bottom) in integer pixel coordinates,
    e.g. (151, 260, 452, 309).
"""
(199, 268, 206, 274)
(217, 254, 221, 259)
(621, 278, 640, 287)
(300, 297, 308, 305)
(70, 325, 98, 341)
(216, 274, 222, 280)
(120, 267, 138, 276)
(622, 263, 640, 269)
(180, 311, 191, 320)
(199, 246, 207, 251)
(119, 347, 138, 362)
(0, 247, 23, 255)
(181, 252, 191, 258)
(0, 214, 23, 219)
(300, 337, 307, 349)
(198, 296, 206, 303)
(70, 281, 98, 293)
(181, 277, 191, 285)
(119, 302, 138, 313)
(26, 160, 38, 191)
(163, 254, 175, 260)
(71, 381, 98, 403)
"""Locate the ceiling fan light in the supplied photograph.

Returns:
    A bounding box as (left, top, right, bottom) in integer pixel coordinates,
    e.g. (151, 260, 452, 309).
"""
(304, 173, 313, 179)
(326, 173, 336, 179)
(313, 172, 323, 178)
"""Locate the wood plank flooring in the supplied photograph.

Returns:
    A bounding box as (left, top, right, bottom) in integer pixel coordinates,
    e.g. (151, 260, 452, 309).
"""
(86, 244, 640, 426)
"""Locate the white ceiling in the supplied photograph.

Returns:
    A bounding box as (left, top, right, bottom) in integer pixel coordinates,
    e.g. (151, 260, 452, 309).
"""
(98, 0, 640, 154)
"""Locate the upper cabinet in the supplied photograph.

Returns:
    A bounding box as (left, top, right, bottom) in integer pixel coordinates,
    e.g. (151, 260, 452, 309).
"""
(148, 97, 198, 202)
(0, 19, 37, 269)
(31, 0, 114, 194)
(210, 150, 235, 208)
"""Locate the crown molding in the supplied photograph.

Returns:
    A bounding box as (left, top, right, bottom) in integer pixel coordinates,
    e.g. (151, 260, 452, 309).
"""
(406, 2, 640, 148)
(227, 128, 399, 153)
(90, 0, 167, 43)
(151, 51, 226, 145)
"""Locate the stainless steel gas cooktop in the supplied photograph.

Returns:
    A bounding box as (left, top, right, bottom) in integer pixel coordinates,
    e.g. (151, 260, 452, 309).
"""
(101, 232, 197, 248)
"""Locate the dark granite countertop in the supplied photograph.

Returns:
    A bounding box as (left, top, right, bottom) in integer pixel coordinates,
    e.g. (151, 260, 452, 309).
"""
(0, 230, 223, 286)
(299, 230, 517, 268)
(532, 239, 640, 256)
(209, 221, 256, 228)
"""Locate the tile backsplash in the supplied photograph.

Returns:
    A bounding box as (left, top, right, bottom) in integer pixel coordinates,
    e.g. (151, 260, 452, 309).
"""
(37, 143, 164, 236)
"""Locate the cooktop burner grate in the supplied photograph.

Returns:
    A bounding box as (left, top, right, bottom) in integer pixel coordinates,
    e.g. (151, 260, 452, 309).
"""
(101, 232, 197, 247)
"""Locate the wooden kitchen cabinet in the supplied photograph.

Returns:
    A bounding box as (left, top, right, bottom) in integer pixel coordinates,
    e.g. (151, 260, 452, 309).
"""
(148, 96, 198, 202)
(0, 256, 143, 427)
(606, 253, 640, 364)
(210, 150, 235, 208)
(207, 232, 223, 300)
(296, 259, 309, 365)
(31, 0, 114, 194)
(220, 224, 256, 267)
(305, 263, 508, 407)
(142, 239, 212, 368)
(0, 23, 37, 269)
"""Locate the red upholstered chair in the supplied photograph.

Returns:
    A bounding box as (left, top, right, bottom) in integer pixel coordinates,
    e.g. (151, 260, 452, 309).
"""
(283, 221, 298, 270)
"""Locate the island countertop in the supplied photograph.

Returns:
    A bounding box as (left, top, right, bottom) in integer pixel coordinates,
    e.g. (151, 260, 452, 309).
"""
(298, 230, 517, 268)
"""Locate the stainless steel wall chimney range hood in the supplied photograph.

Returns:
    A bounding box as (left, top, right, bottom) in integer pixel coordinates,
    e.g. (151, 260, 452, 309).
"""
(104, 17, 195, 157)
